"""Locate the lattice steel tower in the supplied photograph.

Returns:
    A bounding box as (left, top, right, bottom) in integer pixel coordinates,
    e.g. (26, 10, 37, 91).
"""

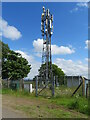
(41, 6, 53, 85)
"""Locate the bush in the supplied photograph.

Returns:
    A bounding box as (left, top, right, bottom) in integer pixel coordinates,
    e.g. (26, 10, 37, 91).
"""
(79, 105, 88, 115)
(68, 100, 79, 109)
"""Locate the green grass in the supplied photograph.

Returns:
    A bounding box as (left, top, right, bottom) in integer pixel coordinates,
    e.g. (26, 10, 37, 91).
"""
(2, 88, 36, 98)
(14, 104, 72, 118)
(2, 88, 89, 116)
(49, 96, 89, 115)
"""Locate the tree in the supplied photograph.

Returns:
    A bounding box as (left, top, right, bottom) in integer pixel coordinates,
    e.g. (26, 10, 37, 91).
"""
(2, 41, 31, 80)
(0, 41, 2, 78)
(38, 63, 65, 85)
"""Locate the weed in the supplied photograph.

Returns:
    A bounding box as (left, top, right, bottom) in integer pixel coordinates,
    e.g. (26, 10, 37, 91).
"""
(2, 88, 89, 116)
(68, 100, 79, 109)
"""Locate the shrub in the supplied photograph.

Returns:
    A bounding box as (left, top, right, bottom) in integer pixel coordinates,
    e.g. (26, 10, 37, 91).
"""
(68, 100, 79, 109)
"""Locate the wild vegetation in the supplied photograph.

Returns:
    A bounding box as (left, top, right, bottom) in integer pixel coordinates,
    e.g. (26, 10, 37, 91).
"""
(1, 87, 89, 117)
(1, 41, 90, 118)
(2, 41, 31, 80)
(34, 62, 65, 85)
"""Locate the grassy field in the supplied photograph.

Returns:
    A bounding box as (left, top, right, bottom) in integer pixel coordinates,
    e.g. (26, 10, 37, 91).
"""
(1, 87, 90, 118)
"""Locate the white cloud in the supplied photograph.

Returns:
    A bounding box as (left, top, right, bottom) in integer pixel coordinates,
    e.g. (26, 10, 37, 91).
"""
(33, 38, 43, 53)
(15, 50, 88, 79)
(33, 38, 75, 56)
(52, 45, 75, 55)
(70, 2, 88, 13)
(15, 50, 41, 79)
(85, 40, 90, 49)
(0, 17, 22, 40)
(70, 7, 79, 13)
(77, 2, 88, 8)
(54, 58, 88, 78)
(15, 50, 34, 63)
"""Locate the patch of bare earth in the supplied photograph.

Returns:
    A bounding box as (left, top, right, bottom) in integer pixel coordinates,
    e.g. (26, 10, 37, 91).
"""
(2, 95, 88, 118)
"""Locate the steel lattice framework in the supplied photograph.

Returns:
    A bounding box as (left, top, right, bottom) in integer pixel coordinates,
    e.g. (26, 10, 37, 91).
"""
(41, 6, 53, 85)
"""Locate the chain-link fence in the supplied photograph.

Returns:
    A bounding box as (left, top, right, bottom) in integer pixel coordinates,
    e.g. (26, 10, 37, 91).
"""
(2, 76, 90, 98)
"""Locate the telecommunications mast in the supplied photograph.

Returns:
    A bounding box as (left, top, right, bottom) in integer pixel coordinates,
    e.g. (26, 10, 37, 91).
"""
(41, 6, 53, 86)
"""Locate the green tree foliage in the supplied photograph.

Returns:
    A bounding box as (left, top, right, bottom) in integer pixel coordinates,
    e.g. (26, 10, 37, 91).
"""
(38, 63, 65, 85)
(0, 41, 2, 77)
(2, 41, 31, 80)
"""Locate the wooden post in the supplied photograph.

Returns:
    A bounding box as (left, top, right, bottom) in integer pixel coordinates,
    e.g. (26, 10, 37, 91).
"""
(52, 76, 55, 97)
(56, 76, 58, 87)
(71, 81, 83, 97)
(19, 79, 21, 90)
(22, 78, 24, 90)
(29, 84, 30, 93)
(35, 76, 38, 97)
(72, 76, 73, 87)
(82, 80, 83, 96)
(63, 76, 65, 85)
(82, 77, 85, 96)
(89, 80, 90, 99)
(40, 76, 42, 88)
(86, 84, 88, 98)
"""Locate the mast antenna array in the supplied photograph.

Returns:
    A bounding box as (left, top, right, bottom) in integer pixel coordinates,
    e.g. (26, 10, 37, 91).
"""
(41, 6, 53, 85)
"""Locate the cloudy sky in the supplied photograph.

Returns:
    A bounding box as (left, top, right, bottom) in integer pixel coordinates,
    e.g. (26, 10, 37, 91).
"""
(1, 2, 88, 79)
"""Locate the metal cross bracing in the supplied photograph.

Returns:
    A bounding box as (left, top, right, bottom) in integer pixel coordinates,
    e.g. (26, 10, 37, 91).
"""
(41, 6, 53, 87)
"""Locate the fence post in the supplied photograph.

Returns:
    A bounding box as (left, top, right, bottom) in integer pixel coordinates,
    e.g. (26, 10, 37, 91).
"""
(56, 76, 58, 87)
(35, 76, 38, 97)
(89, 80, 90, 99)
(86, 84, 88, 98)
(82, 77, 85, 96)
(82, 82, 83, 96)
(40, 76, 42, 88)
(52, 76, 55, 97)
(64, 75, 65, 85)
(29, 84, 33, 93)
(29, 83, 30, 93)
(72, 76, 73, 87)
(22, 78, 24, 90)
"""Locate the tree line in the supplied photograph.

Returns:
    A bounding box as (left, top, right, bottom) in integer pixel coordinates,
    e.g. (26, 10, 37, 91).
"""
(0, 41, 65, 85)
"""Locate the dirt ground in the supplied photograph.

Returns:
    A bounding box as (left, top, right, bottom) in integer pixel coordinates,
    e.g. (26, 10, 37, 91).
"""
(2, 106, 28, 118)
(2, 95, 88, 118)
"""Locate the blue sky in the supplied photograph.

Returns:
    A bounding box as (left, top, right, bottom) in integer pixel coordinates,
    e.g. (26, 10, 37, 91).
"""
(1, 2, 88, 78)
